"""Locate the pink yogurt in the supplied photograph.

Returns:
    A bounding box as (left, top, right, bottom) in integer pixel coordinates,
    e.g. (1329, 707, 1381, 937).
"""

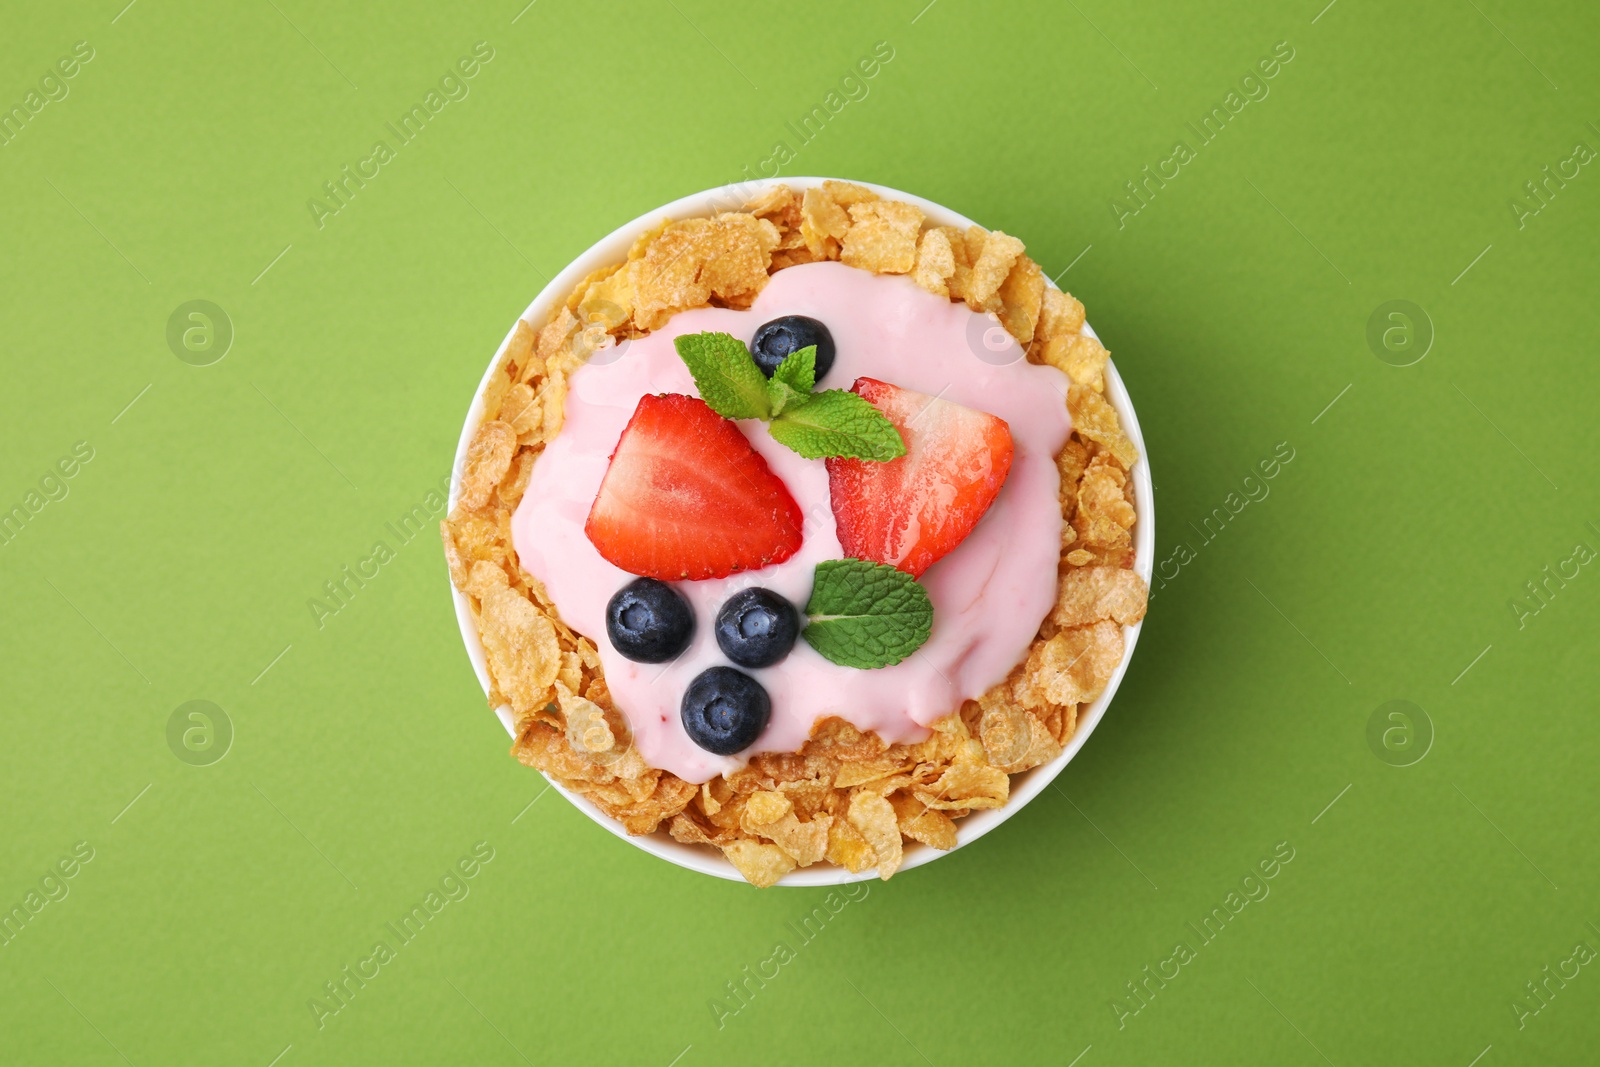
(513, 262, 1072, 783)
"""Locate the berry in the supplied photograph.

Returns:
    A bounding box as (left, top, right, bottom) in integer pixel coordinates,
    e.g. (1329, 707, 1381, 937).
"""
(751, 316, 836, 382)
(714, 588, 799, 668)
(680, 666, 771, 755)
(605, 578, 694, 663)
(827, 377, 1015, 578)
(585, 394, 804, 581)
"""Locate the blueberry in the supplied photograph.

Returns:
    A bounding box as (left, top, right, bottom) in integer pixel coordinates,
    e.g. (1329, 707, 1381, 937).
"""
(605, 578, 693, 663)
(714, 587, 799, 668)
(681, 666, 771, 755)
(751, 316, 836, 382)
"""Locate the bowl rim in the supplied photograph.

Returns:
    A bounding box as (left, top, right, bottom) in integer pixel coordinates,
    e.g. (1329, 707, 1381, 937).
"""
(447, 176, 1154, 886)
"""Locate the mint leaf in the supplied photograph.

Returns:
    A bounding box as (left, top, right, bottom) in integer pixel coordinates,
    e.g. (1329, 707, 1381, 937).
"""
(766, 346, 816, 416)
(772, 345, 816, 395)
(767, 379, 808, 418)
(768, 390, 907, 461)
(673, 332, 770, 421)
(802, 559, 933, 669)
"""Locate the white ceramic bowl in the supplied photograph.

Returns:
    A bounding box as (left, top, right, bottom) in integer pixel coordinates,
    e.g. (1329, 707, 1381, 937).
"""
(448, 177, 1154, 886)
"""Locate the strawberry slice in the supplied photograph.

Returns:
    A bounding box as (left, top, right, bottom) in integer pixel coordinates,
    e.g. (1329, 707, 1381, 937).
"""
(585, 394, 803, 581)
(827, 378, 1014, 578)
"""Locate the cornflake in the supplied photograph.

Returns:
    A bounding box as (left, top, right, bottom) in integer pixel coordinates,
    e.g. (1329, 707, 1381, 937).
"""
(460, 420, 515, 510)
(1042, 332, 1109, 393)
(1051, 566, 1149, 628)
(1019, 622, 1124, 707)
(1075, 454, 1137, 550)
(1037, 288, 1086, 342)
(848, 792, 904, 880)
(1068, 385, 1139, 467)
(966, 230, 1025, 310)
(724, 839, 798, 888)
(911, 228, 956, 297)
(997, 256, 1045, 346)
(840, 201, 923, 274)
(629, 213, 779, 330)
(800, 187, 851, 258)
(479, 581, 560, 714)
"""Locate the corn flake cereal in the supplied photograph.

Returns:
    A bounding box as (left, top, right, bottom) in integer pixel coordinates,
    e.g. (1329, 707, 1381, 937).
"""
(821, 180, 878, 207)
(911, 227, 956, 297)
(723, 839, 797, 888)
(504, 318, 538, 382)
(848, 792, 904, 879)
(889, 793, 959, 851)
(460, 420, 515, 510)
(800, 186, 851, 258)
(1019, 621, 1124, 707)
(1041, 331, 1109, 393)
(629, 213, 779, 330)
(480, 581, 560, 713)
(840, 200, 923, 274)
(1051, 566, 1150, 628)
(1068, 385, 1139, 467)
(826, 817, 878, 872)
(1075, 453, 1137, 550)
(1037, 288, 1086, 342)
(966, 230, 1025, 309)
(997, 255, 1045, 345)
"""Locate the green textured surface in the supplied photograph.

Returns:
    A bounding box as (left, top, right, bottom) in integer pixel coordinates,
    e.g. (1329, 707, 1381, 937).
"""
(2, 0, 1598, 1063)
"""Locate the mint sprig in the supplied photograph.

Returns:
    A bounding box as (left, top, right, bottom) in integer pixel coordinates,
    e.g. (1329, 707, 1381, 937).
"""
(802, 559, 933, 669)
(672, 332, 906, 463)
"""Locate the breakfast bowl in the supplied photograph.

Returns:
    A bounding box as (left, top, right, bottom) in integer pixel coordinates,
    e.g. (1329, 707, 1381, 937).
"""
(446, 177, 1154, 886)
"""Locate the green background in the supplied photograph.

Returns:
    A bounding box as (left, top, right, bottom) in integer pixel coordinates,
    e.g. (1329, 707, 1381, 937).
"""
(2, 0, 1597, 1063)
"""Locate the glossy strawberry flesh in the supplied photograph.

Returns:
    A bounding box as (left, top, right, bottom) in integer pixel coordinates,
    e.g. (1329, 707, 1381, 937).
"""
(827, 377, 1014, 578)
(585, 393, 803, 581)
